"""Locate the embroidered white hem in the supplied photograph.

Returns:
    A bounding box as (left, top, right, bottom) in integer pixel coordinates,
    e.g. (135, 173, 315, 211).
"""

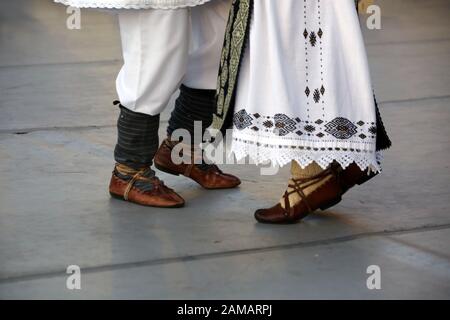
(230, 137, 383, 173)
(54, 0, 212, 10)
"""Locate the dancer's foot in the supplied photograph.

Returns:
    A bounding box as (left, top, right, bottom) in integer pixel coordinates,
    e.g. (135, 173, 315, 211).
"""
(255, 163, 342, 224)
(109, 164, 185, 208)
(154, 138, 241, 189)
(333, 162, 378, 195)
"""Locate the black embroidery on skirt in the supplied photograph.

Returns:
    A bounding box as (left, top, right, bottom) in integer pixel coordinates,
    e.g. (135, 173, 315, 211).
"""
(318, 28, 323, 38)
(303, 1, 311, 119)
(304, 125, 316, 133)
(318, 0, 326, 117)
(215, 0, 391, 151)
(233, 137, 372, 154)
(309, 32, 317, 46)
(320, 85, 325, 95)
(233, 109, 253, 130)
(303, 2, 326, 110)
(273, 114, 297, 136)
(324, 117, 358, 139)
(313, 89, 321, 103)
(233, 110, 372, 141)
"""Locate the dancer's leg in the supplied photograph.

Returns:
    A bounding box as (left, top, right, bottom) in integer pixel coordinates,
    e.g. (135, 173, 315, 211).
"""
(167, 0, 232, 138)
(155, 0, 241, 190)
(116, 9, 190, 116)
(279, 161, 331, 209)
(110, 9, 191, 207)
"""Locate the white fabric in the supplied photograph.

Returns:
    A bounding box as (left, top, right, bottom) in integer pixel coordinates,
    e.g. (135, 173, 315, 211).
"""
(230, 0, 381, 172)
(54, 0, 212, 10)
(116, 0, 231, 115)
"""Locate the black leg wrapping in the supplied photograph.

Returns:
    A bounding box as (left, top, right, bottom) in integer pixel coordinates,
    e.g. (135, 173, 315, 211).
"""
(167, 84, 216, 139)
(114, 104, 160, 169)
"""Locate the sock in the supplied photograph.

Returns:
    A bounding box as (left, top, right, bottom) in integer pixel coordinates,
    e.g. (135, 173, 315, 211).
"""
(292, 160, 323, 178)
(167, 84, 215, 139)
(113, 163, 156, 192)
(166, 85, 217, 170)
(114, 104, 160, 170)
(279, 161, 332, 209)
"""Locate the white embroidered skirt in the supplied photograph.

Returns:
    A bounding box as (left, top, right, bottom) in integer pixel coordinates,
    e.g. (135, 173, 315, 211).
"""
(230, 0, 381, 172)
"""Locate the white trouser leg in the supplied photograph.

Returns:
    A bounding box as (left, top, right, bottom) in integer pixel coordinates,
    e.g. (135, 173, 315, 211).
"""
(184, 0, 232, 89)
(116, 0, 231, 115)
(116, 9, 190, 115)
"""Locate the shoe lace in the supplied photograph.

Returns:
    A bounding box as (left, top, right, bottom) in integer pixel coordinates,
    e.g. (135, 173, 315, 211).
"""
(283, 167, 334, 215)
(115, 164, 169, 194)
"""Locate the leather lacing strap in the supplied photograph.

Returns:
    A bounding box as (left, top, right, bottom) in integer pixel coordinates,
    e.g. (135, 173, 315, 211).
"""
(283, 168, 334, 217)
(115, 164, 166, 201)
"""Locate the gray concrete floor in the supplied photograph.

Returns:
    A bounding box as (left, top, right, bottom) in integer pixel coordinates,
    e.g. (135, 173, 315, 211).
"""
(0, 0, 449, 300)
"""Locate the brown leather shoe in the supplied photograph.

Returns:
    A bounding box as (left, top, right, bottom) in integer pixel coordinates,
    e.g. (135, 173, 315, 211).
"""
(154, 139, 241, 190)
(109, 165, 185, 208)
(333, 163, 378, 195)
(254, 168, 342, 224)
